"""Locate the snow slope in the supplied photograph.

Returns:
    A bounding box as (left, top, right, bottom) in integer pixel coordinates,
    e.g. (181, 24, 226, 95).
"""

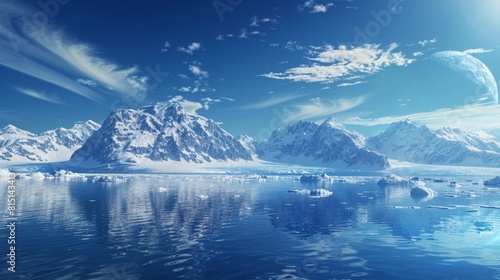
(0, 121, 100, 163)
(256, 117, 390, 170)
(70, 102, 253, 167)
(368, 120, 500, 167)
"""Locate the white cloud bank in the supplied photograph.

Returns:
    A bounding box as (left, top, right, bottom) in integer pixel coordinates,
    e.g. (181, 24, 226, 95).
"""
(262, 43, 414, 84)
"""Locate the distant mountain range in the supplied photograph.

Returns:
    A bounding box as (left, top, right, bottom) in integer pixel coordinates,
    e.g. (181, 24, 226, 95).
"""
(4, 102, 500, 170)
(255, 117, 390, 170)
(367, 120, 500, 167)
(0, 121, 100, 162)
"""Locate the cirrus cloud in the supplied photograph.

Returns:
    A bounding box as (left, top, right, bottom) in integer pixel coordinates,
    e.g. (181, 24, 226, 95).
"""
(0, 1, 149, 103)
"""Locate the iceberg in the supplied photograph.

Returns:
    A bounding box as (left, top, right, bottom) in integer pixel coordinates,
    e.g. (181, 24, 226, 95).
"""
(378, 174, 407, 186)
(410, 185, 436, 199)
(484, 176, 500, 186)
(300, 175, 322, 183)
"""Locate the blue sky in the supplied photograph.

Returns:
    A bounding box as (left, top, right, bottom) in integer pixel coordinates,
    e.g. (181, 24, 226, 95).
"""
(1, 0, 500, 140)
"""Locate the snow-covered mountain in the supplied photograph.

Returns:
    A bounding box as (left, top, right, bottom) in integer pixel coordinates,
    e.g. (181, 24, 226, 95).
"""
(367, 120, 500, 167)
(70, 102, 253, 166)
(256, 117, 390, 170)
(0, 121, 100, 162)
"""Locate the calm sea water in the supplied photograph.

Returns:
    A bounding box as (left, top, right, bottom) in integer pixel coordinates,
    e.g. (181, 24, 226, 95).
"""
(1, 174, 500, 279)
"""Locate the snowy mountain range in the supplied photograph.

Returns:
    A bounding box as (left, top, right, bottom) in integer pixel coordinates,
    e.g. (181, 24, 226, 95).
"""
(255, 117, 390, 170)
(367, 120, 500, 167)
(6, 102, 500, 170)
(70, 102, 253, 166)
(0, 121, 100, 162)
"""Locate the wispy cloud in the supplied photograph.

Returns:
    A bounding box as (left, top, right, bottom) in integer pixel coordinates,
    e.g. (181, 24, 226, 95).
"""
(283, 96, 366, 123)
(201, 97, 221, 110)
(189, 65, 209, 78)
(160, 41, 171, 53)
(168, 95, 203, 114)
(249, 15, 277, 26)
(242, 94, 306, 110)
(16, 88, 66, 105)
(463, 48, 493, 55)
(337, 81, 367, 87)
(238, 29, 248, 39)
(343, 104, 500, 131)
(177, 80, 212, 93)
(177, 42, 201, 55)
(221, 97, 235, 102)
(300, 1, 334, 13)
(0, 2, 149, 103)
(76, 78, 97, 87)
(418, 38, 437, 47)
(250, 16, 259, 27)
(284, 41, 304, 51)
(262, 43, 414, 84)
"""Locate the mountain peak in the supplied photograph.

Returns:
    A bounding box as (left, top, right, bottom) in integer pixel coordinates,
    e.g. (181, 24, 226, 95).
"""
(1, 124, 20, 132)
(321, 117, 346, 130)
(71, 120, 101, 131)
(259, 118, 389, 170)
(388, 119, 417, 131)
(71, 100, 253, 165)
(0, 124, 33, 136)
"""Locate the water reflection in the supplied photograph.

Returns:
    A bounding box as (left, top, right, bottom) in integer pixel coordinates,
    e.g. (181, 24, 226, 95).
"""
(0, 176, 499, 279)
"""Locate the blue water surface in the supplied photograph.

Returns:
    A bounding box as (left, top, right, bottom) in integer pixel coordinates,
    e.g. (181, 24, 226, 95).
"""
(0, 174, 499, 279)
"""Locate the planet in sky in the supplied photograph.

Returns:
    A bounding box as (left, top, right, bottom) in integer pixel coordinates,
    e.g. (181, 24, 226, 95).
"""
(430, 51, 498, 105)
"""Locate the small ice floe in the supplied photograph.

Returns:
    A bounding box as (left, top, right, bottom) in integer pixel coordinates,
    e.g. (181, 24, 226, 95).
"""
(54, 170, 87, 180)
(93, 176, 116, 183)
(483, 176, 500, 187)
(480, 205, 500, 210)
(300, 174, 322, 183)
(158, 187, 168, 193)
(288, 188, 333, 198)
(29, 172, 46, 180)
(15, 174, 28, 179)
(410, 185, 436, 200)
(310, 189, 333, 198)
(289, 189, 311, 194)
(0, 168, 12, 177)
(433, 179, 447, 183)
(427, 205, 452, 209)
(377, 174, 407, 186)
(197, 194, 209, 200)
(299, 173, 332, 183)
(448, 181, 461, 187)
(388, 206, 421, 209)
